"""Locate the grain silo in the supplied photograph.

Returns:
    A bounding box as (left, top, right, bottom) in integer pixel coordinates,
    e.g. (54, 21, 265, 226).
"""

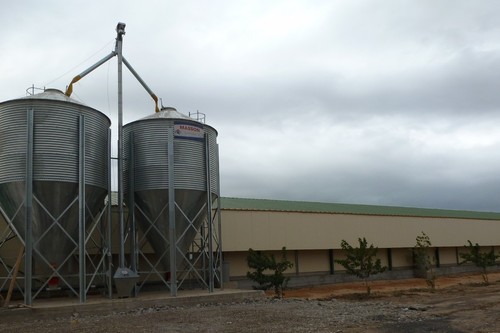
(124, 107, 221, 295)
(0, 89, 111, 305)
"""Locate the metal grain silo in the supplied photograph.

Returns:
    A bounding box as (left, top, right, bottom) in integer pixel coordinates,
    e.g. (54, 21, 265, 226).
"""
(124, 107, 220, 294)
(0, 89, 111, 304)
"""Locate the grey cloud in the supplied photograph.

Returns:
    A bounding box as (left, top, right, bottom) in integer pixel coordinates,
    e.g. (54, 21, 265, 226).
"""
(4, 1, 500, 213)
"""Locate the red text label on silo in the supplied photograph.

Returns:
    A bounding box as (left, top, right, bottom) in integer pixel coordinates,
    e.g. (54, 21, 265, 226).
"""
(174, 121, 204, 140)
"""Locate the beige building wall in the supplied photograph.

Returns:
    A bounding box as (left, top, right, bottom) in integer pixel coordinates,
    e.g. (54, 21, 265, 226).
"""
(221, 210, 500, 251)
(439, 247, 458, 266)
(224, 250, 296, 278)
(332, 249, 347, 272)
(220, 209, 500, 278)
(223, 252, 249, 277)
(377, 248, 389, 269)
(297, 250, 329, 273)
(390, 248, 413, 268)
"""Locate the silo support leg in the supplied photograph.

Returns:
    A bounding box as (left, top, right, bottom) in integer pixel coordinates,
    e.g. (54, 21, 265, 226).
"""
(24, 108, 34, 306)
(168, 132, 177, 296)
(3, 245, 24, 307)
(78, 115, 86, 303)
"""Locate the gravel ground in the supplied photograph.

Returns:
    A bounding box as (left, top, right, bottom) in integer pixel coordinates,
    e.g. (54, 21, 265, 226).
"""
(0, 297, 430, 333)
(1, 274, 500, 332)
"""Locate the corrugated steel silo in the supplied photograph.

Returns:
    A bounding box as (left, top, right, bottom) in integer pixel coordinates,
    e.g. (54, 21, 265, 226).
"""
(123, 107, 219, 288)
(0, 89, 110, 300)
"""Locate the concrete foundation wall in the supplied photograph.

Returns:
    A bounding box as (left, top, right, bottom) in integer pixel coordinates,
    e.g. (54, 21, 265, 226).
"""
(235, 264, 500, 290)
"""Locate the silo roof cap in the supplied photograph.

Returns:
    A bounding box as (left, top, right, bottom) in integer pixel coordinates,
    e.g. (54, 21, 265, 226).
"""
(126, 106, 217, 135)
(140, 107, 196, 121)
(21, 88, 86, 105)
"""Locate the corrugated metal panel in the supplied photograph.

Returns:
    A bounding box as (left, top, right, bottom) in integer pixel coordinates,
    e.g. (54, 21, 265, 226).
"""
(0, 104, 27, 182)
(219, 197, 500, 220)
(0, 94, 110, 188)
(206, 127, 219, 194)
(123, 110, 220, 272)
(0, 90, 110, 272)
(123, 117, 219, 194)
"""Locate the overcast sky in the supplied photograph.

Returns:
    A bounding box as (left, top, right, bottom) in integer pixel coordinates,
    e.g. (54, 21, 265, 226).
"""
(2, 1, 500, 211)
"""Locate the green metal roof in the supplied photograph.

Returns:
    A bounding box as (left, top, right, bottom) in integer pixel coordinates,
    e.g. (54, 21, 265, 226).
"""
(219, 197, 500, 220)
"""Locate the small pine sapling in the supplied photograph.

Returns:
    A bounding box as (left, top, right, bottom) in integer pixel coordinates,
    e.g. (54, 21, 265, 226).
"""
(335, 237, 386, 295)
(247, 247, 293, 298)
(459, 240, 499, 285)
(413, 232, 436, 291)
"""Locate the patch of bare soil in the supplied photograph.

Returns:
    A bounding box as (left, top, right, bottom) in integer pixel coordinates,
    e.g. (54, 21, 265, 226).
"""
(283, 272, 500, 332)
(1, 272, 499, 332)
(282, 272, 499, 299)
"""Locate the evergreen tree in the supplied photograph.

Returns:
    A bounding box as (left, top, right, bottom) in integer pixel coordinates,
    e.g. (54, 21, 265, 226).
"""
(335, 237, 386, 295)
(413, 231, 436, 290)
(247, 247, 293, 298)
(460, 240, 499, 284)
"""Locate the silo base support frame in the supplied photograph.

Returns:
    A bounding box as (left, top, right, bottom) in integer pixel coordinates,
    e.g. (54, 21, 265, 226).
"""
(0, 207, 26, 302)
(174, 202, 211, 291)
(176, 200, 223, 292)
(133, 202, 172, 291)
(0, 190, 112, 304)
(132, 199, 222, 296)
(208, 198, 223, 289)
(0, 114, 112, 305)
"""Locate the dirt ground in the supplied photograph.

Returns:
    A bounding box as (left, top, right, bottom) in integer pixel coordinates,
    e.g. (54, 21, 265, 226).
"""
(282, 271, 500, 298)
(283, 271, 500, 332)
(1, 272, 500, 332)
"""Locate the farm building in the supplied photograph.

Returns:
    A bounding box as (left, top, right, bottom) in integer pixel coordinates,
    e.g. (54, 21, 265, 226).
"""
(218, 197, 500, 287)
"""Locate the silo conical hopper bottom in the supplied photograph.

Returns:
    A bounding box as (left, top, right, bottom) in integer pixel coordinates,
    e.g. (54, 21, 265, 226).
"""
(134, 189, 209, 275)
(0, 181, 107, 278)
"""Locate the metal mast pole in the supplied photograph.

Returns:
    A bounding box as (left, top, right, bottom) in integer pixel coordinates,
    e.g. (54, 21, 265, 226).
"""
(116, 23, 125, 270)
(64, 22, 154, 297)
(113, 22, 138, 298)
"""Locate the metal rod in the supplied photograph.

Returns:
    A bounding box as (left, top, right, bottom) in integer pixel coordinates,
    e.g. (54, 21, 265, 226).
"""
(122, 57, 160, 113)
(65, 51, 116, 97)
(106, 128, 113, 298)
(24, 108, 34, 306)
(78, 114, 86, 303)
(168, 129, 177, 296)
(116, 23, 126, 269)
(216, 143, 223, 289)
(201, 208, 207, 286)
(129, 131, 137, 296)
(205, 133, 214, 292)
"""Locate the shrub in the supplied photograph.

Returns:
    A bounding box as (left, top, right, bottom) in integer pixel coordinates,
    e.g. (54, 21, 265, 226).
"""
(246, 247, 293, 298)
(460, 240, 499, 285)
(413, 232, 436, 291)
(335, 237, 386, 295)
